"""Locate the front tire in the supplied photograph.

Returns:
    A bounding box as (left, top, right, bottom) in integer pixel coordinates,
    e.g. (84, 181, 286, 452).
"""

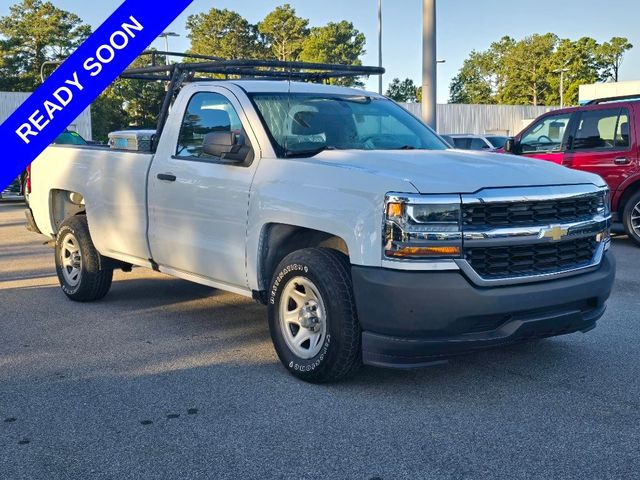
(268, 248, 361, 383)
(55, 216, 113, 302)
(622, 190, 640, 247)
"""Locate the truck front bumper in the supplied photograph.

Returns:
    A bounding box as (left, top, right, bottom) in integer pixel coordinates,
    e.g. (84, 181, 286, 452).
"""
(352, 254, 615, 368)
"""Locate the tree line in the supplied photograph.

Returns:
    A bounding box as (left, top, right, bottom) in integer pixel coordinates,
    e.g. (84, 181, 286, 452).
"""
(385, 34, 632, 106)
(449, 34, 632, 106)
(0, 1, 367, 141)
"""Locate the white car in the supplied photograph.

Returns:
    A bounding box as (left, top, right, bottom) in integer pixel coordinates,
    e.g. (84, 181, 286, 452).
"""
(27, 76, 615, 382)
(443, 134, 508, 151)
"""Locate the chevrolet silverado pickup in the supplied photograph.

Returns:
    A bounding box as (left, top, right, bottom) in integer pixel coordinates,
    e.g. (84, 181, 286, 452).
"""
(26, 60, 615, 382)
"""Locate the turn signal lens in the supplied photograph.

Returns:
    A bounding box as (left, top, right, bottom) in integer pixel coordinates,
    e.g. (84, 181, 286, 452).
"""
(386, 246, 461, 258)
(386, 202, 403, 218)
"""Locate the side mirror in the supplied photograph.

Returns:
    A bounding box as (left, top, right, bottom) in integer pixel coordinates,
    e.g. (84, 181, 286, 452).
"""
(203, 131, 254, 164)
(504, 137, 517, 154)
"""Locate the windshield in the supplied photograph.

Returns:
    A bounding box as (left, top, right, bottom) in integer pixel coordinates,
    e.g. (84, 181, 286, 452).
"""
(486, 136, 507, 148)
(249, 93, 447, 157)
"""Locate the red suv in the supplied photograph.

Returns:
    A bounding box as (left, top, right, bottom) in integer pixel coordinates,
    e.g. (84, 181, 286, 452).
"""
(504, 96, 640, 245)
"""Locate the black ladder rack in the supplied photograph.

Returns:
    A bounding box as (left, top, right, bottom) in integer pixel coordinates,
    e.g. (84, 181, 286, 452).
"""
(119, 51, 385, 148)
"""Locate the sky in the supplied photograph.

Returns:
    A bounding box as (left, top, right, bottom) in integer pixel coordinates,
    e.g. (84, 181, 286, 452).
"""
(1, 0, 639, 103)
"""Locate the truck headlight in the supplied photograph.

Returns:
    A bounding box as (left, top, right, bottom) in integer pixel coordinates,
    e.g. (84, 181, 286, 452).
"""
(599, 187, 611, 216)
(384, 194, 462, 259)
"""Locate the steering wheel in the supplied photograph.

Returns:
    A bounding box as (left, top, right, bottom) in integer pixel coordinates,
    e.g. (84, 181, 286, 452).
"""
(537, 135, 553, 143)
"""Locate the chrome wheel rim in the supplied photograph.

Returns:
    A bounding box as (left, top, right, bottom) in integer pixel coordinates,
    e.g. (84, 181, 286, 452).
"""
(632, 201, 640, 237)
(278, 276, 327, 359)
(59, 233, 82, 287)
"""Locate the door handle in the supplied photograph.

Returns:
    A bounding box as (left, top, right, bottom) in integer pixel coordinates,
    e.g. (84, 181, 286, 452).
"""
(615, 157, 629, 165)
(157, 173, 177, 182)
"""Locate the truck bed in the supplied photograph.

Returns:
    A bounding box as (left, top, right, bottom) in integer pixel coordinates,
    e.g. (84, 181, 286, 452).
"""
(29, 144, 155, 266)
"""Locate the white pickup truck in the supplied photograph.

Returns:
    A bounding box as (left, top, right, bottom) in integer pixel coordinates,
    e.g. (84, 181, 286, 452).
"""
(27, 74, 615, 382)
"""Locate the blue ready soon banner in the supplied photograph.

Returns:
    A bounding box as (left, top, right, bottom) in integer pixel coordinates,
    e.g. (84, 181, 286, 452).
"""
(0, 0, 194, 190)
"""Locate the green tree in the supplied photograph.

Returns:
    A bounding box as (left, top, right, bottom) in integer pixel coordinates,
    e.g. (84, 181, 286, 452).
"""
(0, 0, 91, 91)
(449, 50, 496, 104)
(88, 52, 168, 142)
(111, 52, 167, 128)
(598, 37, 633, 82)
(385, 78, 418, 102)
(499, 33, 558, 106)
(186, 8, 266, 60)
(299, 21, 366, 86)
(451, 34, 634, 106)
(546, 37, 601, 106)
(258, 4, 309, 61)
(91, 87, 129, 143)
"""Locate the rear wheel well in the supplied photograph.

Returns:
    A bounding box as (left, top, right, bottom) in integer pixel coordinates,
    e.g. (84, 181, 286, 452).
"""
(257, 224, 350, 296)
(50, 189, 85, 233)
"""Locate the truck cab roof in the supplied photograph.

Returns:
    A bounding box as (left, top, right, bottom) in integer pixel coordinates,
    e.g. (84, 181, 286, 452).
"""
(189, 80, 384, 98)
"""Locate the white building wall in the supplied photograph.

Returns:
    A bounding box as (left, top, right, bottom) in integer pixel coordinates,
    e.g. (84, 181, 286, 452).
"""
(400, 103, 557, 136)
(579, 80, 640, 104)
(0, 92, 92, 140)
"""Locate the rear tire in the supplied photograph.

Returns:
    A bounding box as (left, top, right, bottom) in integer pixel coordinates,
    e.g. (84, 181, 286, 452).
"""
(622, 190, 640, 247)
(55, 216, 113, 302)
(268, 248, 361, 383)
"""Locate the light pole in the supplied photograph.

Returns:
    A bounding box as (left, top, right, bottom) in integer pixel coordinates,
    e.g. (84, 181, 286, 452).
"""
(378, 0, 383, 94)
(159, 32, 180, 65)
(554, 67, 569, 108)
(422, 0, 437, 129)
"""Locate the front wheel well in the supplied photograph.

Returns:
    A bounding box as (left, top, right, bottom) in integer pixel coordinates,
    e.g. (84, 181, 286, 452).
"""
(257, 224, 350, 295)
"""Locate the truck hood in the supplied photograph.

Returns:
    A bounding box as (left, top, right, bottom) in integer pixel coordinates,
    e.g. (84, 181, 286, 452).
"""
(313, 149, 606, 194)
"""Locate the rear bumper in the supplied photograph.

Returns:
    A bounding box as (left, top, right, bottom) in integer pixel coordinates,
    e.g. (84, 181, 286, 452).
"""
(352, 254, 616, 368)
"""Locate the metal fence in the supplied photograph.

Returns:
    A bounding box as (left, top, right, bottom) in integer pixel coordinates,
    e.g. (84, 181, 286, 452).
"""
(0, 92, 92, 140)
(399, 102, 557, 136)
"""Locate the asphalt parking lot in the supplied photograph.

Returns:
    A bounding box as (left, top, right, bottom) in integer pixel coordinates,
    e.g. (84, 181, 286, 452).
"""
(0, 201, 638, 480)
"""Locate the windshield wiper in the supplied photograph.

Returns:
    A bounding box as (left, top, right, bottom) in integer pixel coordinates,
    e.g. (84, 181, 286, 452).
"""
(284, 145, 337, 158)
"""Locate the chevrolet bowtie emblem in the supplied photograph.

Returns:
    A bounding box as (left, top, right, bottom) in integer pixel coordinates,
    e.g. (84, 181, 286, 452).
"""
(541, 225, 569, 241)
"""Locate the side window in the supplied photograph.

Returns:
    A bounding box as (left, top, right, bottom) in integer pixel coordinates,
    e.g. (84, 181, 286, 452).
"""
(469, 138, 489, 150)
(176, 92, 244, 159)
(572, 108, 629, 151)
(452, 137, 470, 149)
(520, 113, 571, 154)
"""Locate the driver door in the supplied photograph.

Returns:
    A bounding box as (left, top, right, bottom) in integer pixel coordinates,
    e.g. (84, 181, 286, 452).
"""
(518, 112, 575, 164)
(147, 87, 260, 291)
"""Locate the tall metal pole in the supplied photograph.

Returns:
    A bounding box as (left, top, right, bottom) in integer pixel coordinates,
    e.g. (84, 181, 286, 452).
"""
(554, 67, 568, 108)
(378, 0, 383, 95)
(159, 32, 180, 66)
(422, 0, 437, 129)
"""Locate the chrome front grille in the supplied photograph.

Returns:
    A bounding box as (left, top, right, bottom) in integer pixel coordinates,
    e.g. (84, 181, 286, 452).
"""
(465, 236, 598, 279)
(462, 194, 602, 228)
(456, 185, 611, 286)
